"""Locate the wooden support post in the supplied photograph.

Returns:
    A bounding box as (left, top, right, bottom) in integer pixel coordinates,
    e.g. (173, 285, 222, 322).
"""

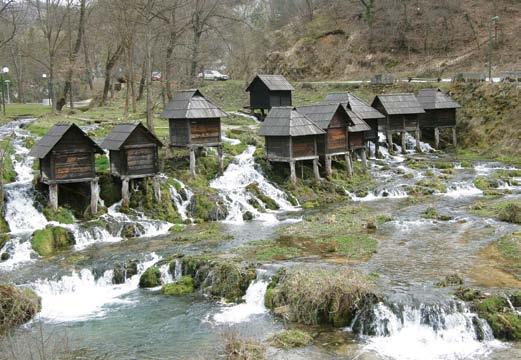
(153, 175, 162, 202)
(289, 161, 296, 184)
(90, 178, 99, 215)
(415, 128, 422, 153)
(217, 145, 224, 175)
(360, 149, 368, 170)
(122, 177, 130, 207)
(375, 141, 381, 159)
(345, 153, 353, 177)
(49, 183, 58, 211)
(401, 131, 407, 154)
(434, 127, 440, 149)
(313, 158, 320, 181)
(386, 130, 393, 151)
(325, 155, 332, 178)
(189, 147, 196, 177)
(452, 127, 457, 147)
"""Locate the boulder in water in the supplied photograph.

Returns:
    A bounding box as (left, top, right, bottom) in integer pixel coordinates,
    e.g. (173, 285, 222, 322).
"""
(498, 201, 521, 224)
(138, 266, 161, 288)
(474, 294, 521, 340)
(245, 183, 280, 210)
(31, 225, 75, 257)
(269, 329, 313, 349)
(161, 276, 194, 295)
(121, 223, 145, 238)
(242, 211, 254, 221)
(436, 273, 464, 287)
(0, 284, 41, 334)
(112, 260, 139, 284)
(1, 252, 9, 261)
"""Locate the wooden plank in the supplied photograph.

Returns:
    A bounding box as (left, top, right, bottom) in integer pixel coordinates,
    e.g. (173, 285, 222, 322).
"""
(327, 128, 347, 153)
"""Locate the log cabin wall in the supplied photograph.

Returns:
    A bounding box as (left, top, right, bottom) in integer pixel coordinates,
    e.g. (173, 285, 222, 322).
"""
(109, 150, 122, 176)
(170, 119, 190, 147)
(349, 132, 365, 149)
(189, 118, 221, 145)
(50, 128, 96, 181)
(292, 136, 316, 158)
(248, 80, 271, 109)
(125, 146, 157, 176)
(266, 136, 291, 159)
(363, 119, 379, 141)
(269, 91, 292, 107)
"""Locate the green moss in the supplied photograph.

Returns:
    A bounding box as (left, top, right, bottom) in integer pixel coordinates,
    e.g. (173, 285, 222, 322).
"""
(138, 266, 161, 288)
(473, 177, 499, 191)
(475, 295, 521, 340)
(0, 215, 10, 235)
(415, 178, 447, 194)
(252, 243, 301, 261)
(269, 329, 313, 349)
(319, 234, 377, 259)
(246, 183, 279, 210)
(498, 202, 521, 224)
(0, 285, 41, 334)
(201, 262, 256, 302)
(31, 226, 75, 257)
(129, 179, 180, 223)
(422, 207, 453, 221)
(42, 207, 75, 224)
(99, 174, 121, 207)
(0, 140, 16, 183)
(436, 273, 464, 287)
(161, 276, 194, 295)
(95, 154, 109, 173)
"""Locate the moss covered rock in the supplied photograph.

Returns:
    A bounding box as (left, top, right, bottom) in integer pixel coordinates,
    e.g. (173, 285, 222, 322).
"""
(121, 223, 145, 238)
(129, 178, 180, 223)
(474, 295, 521, 340)
(161, 276, 194, 295)
(269, 329, 313, 349)
(189, 193, 228, 222)
(498, 202, 521, 224)
(43, 206, 75, 224)
(31, 225, 75, 257)
(436, 273, 464, 287)
(0, 284, 41, 334)
(246, 183, 279, 210)
(112, 260, 139, 284)
(138, 266, 161, 288)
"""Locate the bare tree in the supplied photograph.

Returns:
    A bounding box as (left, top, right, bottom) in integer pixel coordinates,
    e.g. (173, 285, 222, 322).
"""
(0, 0, 17, 49)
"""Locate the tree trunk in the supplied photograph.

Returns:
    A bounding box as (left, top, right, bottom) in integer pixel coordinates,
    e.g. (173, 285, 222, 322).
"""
(145, 22, 154, 134)
(137, 61, 146, 102)
(83, 35, 94, 91)
(101, 44, 124, 106)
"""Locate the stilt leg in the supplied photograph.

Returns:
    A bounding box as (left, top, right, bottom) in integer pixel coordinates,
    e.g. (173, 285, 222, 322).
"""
(49, 183, 58, 211)
(434, 127, 440, 149)
(401, 131, 407, 154)
(217, 145, 224, 175)
(313, 158, 320, 181)
(289, 161, 296, 184)
(386, 130, 393, 152)
(360, 149, 368, 170)
(153, 175, 162, 202)
(325, 155, 332, 178)
(345, 153, 353, 177)
(415, 128, 421, 153)
(122, 177, 130, 207)
(90, 178, 99, 215)
(452, 127, 457, 147)
(375, 141, 381, 159)
(189, 147, 196, 177)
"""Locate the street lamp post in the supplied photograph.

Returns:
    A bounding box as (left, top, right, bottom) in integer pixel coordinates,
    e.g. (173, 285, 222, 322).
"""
(42, 73, 51, 106)
(5, 80, 10, 104)
(1, 66, 9, 116)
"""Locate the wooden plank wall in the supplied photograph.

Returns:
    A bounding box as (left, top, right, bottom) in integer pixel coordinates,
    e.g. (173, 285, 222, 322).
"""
(327, 128, 346, 153)
(190, 119, 220, 144)
(53, 152, 94, 180)
(126, 147, 156, 175)
(170, 119, 190, 146)
(292, 136, 316, 158)
(266, 136, 290, 158)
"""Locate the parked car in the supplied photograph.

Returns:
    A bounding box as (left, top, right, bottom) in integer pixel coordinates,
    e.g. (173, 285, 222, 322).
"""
(151, 71, 161, 81)
(197, 70, 229, 81)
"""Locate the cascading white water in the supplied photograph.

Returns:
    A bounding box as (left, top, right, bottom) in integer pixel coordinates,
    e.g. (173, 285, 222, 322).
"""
(0, 119, 48, 269)
(159, 263, 174, 284)
(173, 258, 182, 281)
(443, 182, 483, 198)
(210, 146, 298, 224)
(348, 187, 409, 202)
(228, 111, 259, 123)
(222, 134, 241, 145)
(32, 253, 161, 323)
(213, 270, 269, 324)
(169, 179, 194, 222)
(361, 302, 503, 360)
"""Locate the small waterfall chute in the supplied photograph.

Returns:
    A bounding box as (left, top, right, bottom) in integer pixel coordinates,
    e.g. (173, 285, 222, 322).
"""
(443, 182, 483, 198)
(210, 146, 299, 224)
(169, 179, 194, 222)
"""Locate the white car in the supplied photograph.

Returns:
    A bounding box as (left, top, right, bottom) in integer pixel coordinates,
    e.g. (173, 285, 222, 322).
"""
(198, 70, 229, 81)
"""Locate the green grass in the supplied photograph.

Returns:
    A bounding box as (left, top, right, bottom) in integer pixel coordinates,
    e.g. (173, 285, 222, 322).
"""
(269, 329, 313, 349)
(0, 103, 51, 123)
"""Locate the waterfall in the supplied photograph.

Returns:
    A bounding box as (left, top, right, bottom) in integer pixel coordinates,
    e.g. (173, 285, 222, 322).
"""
(0, 119, 48, 269)
(174, 258, 182, 281)
(443, 182, 483, 198)
(228, 111, 259, 123)
(210, 146, 299, 224)
(213, 269, 269, 324)
(348, 187, 409, 202)
(169, 179, 194, 222)
(32, 253, 161, 323)
(356, 301, 504, 360)
(222, 134, 241, 145)
(159, 263, 174, 284)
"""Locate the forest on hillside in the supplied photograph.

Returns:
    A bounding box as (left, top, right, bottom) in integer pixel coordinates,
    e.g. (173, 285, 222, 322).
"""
(0, 0, 519, 108)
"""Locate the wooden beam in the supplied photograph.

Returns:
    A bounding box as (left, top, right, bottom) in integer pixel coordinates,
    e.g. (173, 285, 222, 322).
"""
(189, 147, 196, 177)
(153, 175, 162, 202)
(415, 126, 422, 153)
(434, 127, 440, 149)
(313, 158, 320, 181)
(401, 131, 407, 154)
(49, 183, 58, 211)
(217, 145, 224, 175)
(90, 178, 99, 215)
(452, 127, 457, 147)
(325, 155, 332, 178)
(346, 152, 353, 177)
(289, 161, 296, 183)
(122, 177, 130, 207)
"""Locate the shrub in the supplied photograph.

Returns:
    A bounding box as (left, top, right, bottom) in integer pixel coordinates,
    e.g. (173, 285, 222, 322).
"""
(269, 329, 313, 349)
(223, 332, 266, 360)
(498, 202, 521, 224)
(161, 276, 194, 295)
(138, 266, 161, 288)
(0, 285, 41, 334)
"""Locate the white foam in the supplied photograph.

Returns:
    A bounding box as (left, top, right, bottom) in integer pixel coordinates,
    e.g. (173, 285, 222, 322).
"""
(169, 179, 194, 222)
(443, 183, 483, 198)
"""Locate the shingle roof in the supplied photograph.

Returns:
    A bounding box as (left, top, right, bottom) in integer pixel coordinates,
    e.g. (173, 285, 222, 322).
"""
(161, 89, 227, 119)
(29, 123, 104, 159)
(246, 75, 294, 91)
(372, 93, 425, 115)
(346, 109, 371, 132)
(416, 89, 461, 110)
(258, 107, 325, 137)
(296, 103, 351, 130)
(101, 122, 163, 150)
(324, 92, 384, 120)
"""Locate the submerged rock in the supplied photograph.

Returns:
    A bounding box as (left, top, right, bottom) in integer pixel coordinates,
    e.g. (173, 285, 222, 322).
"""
(112, 260, 139, 284)
(498, 202, 521, 224)
(436, 273, 464, 287)
(0, 252, 9, 261)
(120, 223, 145, 238)
(0, 284, 41, 334)
(474, 295, 521, 340)
(138, 266, 161, 288)
(31, 225, 75, 257)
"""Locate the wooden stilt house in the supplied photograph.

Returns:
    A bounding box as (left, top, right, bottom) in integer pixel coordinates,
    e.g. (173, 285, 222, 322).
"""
(161, 89, 227, 177)
(325, 92, 385, 157)
(416, 89, 461, 148)
(101, 122, 163, 206)
(29, 123, 104, 214)
(371, 94, 425, 153)
(346, 109, 371, 171)
(246, 75, 294, 120)
(258, 107, 324, 183)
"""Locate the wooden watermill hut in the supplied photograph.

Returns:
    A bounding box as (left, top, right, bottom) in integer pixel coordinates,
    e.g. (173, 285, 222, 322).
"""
(325, 92, 384, 156)
(371, 93, 425, 153)
(416, 89, 461, 148)
(29, 123, 104, 214)
(101, 122, 163, 206)
(246, 75, 294, 119)
(258, 107, 324, 183)
(161, 89, 227, 177)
